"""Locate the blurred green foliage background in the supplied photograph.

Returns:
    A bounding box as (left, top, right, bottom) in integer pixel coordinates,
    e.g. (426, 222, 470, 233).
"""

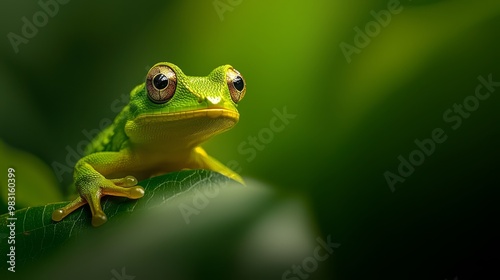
(0, 0, 499, 279)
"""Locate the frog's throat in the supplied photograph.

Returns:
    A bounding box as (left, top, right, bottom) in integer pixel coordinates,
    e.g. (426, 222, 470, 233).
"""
(125, 108, 239, 149)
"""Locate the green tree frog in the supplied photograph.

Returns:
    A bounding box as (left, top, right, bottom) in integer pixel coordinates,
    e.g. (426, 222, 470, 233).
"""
(52, 62, 246, 227)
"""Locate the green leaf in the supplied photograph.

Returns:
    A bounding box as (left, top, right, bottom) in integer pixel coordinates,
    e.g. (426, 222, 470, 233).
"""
(1, 172, 321, 280)
(0, 169, 235, 270)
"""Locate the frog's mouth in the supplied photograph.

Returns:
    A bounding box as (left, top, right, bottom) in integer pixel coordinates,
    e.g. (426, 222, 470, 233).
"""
(134, 108, 239, 122)
(125, 108, 239, 147)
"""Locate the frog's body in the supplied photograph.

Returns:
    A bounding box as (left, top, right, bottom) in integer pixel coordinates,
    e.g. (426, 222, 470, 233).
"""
(52, 62, 246, 226)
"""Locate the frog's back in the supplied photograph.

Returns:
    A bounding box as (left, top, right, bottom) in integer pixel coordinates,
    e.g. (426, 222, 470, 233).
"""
(84, 107, 130, 155)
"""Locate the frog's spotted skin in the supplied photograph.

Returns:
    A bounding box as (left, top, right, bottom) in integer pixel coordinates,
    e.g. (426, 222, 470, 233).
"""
(52, 62, 246, 227)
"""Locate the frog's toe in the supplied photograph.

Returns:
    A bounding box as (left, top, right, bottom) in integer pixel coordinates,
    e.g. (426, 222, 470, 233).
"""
(51, 196, 86, 222)
(91, 213, 108, 227)
(102, 183, 145, 199)
(51, 209, 65, 221)
(110, 175, 138, 187)
(84, 191, 109, 227)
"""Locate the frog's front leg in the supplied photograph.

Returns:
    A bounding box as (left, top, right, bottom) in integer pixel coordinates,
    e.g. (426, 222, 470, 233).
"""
(51, 152, 144, 227)
(192, 147, 244, 184)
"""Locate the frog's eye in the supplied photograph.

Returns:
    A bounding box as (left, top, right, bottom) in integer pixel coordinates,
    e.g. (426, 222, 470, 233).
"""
(146, 65, 177, 104)
(226, 68, 246, 103)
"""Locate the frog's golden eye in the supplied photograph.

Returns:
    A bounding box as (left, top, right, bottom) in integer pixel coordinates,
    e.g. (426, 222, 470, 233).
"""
(146, 65, 177, 104)
(226, 68, 246, 103)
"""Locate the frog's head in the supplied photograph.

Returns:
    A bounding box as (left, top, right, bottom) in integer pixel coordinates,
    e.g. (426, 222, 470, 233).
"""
(125, 62, 246, 148)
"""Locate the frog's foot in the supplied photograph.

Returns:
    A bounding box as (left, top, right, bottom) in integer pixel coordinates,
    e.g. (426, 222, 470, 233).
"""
(51, 175, 145, 227)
